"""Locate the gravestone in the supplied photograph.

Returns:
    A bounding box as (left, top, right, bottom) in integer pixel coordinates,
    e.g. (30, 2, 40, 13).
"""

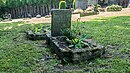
(88, 0, 98, 5)
(75, 0, 98, 9)
(51, 9, 71, 37)
(8, 13, 12, 21)
(75, 0, 88, 9)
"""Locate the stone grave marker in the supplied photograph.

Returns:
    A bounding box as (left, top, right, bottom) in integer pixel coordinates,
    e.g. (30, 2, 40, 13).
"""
(75, 0, 88, 9)
(51, 9, 71, 37)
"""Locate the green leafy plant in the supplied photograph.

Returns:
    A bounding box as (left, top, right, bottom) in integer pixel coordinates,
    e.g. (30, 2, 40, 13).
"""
(64, 30, 89, 49)
(34, 27, 38, 33)
(59, 1, 67, 9)
(74, 34, 89, 49)
(33, 24, 44, 34)
(105, 5, 122, 12)
(34, 27, 42, 34)
(73, 0, 76, 9)
(61, 20, 90, 49)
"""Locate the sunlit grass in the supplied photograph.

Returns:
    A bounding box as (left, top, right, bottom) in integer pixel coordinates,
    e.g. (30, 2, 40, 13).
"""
(72, 16, 130, 72)
(0, 22, 50, 72)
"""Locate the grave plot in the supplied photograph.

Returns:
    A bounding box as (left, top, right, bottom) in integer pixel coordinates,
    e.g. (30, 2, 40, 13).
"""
(46, 9, 105, 63)
(47, 35, 105, 63)
(26, 25, 50, 40)
(25, 9, 105, 63)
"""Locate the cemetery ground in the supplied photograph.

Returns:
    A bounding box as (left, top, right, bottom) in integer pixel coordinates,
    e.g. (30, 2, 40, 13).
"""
(0, 8, 130, 24)
(0, 15, 130, 72)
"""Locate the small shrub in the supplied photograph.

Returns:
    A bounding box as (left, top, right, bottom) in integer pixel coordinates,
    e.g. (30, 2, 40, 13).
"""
(106, 5, 122, 12)
(59, 1, 67, 9)
(62, 28, 89, 49)
(0, 18, 3, 21)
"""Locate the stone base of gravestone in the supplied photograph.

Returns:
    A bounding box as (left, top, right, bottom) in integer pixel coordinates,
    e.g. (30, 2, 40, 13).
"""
(26, 30, 46, 40)
(51, 9, 71, 37)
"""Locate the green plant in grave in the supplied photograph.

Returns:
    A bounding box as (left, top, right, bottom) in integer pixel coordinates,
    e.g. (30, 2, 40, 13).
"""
(34, 27, 38, 33)
(74, 34, 89, 49)
(40, 24, 42, 29)
(61, 24, 89, 49)
(34, 24, 43, 34)
(66, 33, 89, 49)
(61, 28, 76, 40)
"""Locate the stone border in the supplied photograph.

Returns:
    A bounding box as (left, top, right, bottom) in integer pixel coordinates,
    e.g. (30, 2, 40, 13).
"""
(46, 34, 105, 63)
(26, 30, 46, 40)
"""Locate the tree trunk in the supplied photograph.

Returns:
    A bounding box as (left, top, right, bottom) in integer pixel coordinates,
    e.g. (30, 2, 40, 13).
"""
(43, 5, 45, 16)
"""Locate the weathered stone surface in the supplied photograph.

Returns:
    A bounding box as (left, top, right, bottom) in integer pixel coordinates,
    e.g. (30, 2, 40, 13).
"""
(75, 0, 98, 10)
(75, 0, 87, 9)
(45, 33, 51, 46)
(26, 30, 46, 40)
(87, 0, 98, 6)
(46, 36, 105, 63)
(51, 9, 71, 37)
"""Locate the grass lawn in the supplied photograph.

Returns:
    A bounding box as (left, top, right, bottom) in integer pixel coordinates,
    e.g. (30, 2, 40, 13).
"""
(0, 15, 130, 73)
